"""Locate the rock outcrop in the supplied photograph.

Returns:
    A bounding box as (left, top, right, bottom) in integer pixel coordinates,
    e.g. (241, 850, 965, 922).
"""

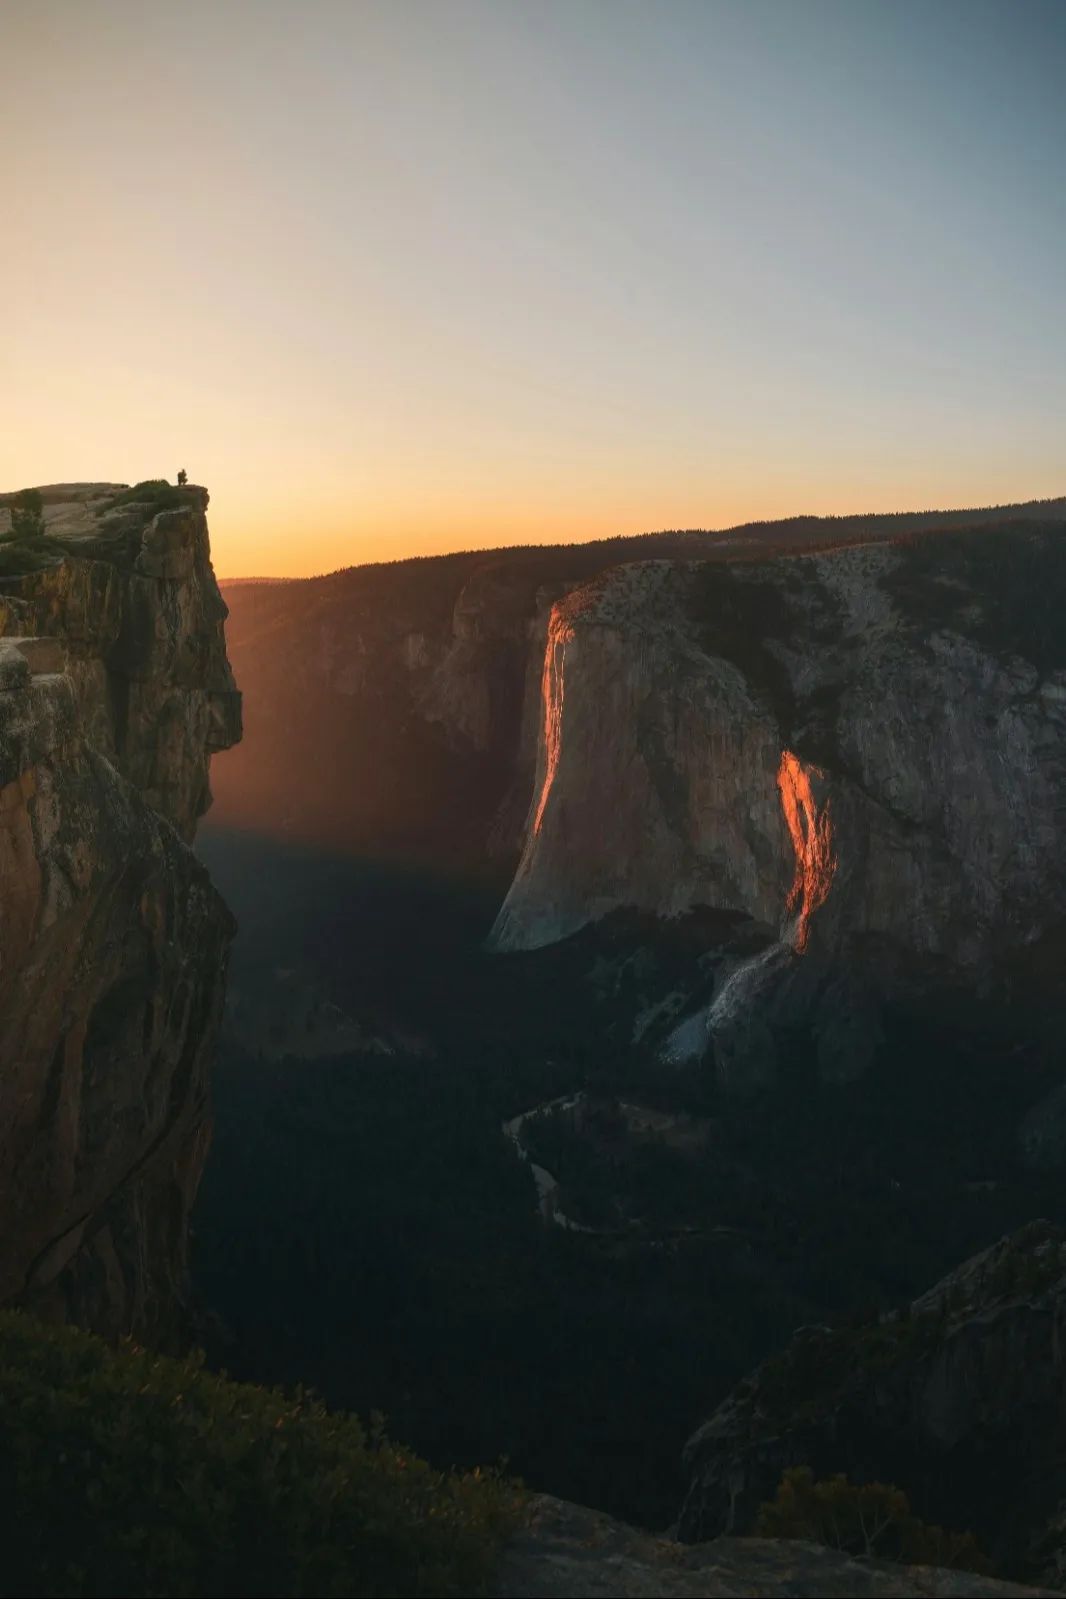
(0, 482, 240, 1343)
(678, 1221, 1066, 1582)
(495, 1494, 1050, 1597)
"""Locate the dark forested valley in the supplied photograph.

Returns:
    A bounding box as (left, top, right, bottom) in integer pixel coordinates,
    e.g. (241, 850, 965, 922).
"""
(193, 826, 1066, 1532)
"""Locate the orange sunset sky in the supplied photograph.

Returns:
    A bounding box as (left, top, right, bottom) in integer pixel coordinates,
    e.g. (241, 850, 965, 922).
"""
(4, 0, 1063, 579)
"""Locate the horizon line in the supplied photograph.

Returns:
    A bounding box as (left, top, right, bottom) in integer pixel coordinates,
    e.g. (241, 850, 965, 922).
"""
(215, 489, 1066, 586)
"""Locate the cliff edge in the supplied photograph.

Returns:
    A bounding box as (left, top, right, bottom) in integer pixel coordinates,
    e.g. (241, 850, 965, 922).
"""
(0, 481, 241, 1342)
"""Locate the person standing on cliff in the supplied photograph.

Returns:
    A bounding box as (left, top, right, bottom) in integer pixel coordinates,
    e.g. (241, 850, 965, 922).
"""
(177, 469, 187, 486)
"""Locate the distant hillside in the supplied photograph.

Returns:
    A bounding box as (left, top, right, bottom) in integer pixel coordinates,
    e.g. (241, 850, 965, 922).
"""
(219, 494, 1066, 592)
(217, 575, 293, 586)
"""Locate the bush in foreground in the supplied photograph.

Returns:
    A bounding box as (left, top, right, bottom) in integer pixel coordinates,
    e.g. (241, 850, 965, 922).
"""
(755, 1466, 989, 1573)
(0, 1312, 521, 1598)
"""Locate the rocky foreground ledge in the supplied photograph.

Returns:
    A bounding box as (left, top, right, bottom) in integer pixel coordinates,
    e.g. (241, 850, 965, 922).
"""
(495, 1496, 1051, 1598)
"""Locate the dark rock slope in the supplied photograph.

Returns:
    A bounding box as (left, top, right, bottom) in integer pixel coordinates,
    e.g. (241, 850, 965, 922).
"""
(678, 1221, 1066, 1583)
(0, 482, 240, 1343)
(495, 1494, 1050, 1597)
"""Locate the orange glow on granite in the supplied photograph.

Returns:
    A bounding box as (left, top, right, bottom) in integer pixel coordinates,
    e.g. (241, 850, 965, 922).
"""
(777, 750, 836, 952)
(532, 605, 575, 837)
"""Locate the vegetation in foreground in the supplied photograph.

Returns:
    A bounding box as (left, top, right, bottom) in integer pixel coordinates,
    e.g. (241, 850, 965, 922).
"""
(0, 1311, 520, 1599)
(755, 1467, 989, 1574)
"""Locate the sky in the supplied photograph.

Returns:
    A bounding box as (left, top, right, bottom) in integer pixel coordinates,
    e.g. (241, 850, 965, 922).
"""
(2, 0, 1064, 578)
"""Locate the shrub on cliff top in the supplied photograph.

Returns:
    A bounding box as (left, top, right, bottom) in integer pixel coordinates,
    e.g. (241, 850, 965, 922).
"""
(101, 479, 191, 514)
(755, 1466, 989, 1573)
(0, 539, 58, 575)
(0, 486, 57, 572)
(6, 487, 46, 540)
(0, 1311, 521, 1597)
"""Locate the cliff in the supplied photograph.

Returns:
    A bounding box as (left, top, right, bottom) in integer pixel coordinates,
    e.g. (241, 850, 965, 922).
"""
(489, 516, 1066, 1088)
(210, 498, 1064, 877)
(677, 1221, 1066, 1585)
(204, 495, 1066, 1087)
(0, 481, 240, 1342)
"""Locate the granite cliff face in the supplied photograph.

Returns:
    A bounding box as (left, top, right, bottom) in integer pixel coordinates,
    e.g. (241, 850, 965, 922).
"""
(0, 482, 240, 1342)
(490, 517, 1066, 1089)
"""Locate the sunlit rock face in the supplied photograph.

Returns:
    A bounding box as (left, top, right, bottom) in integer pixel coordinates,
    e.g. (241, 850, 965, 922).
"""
(0, 483, 240, 1342)
(491, 563, 792, 951)
(490, 520, 1066, 1086)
